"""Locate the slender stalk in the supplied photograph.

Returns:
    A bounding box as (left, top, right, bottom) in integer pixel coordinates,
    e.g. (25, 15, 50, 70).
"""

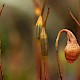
(43, 8, 50, 28)
(43, 56, 48, 80)
(0, 39, 4, 80)
(0, 4, 5, 79)
(0, 64, 4, 80)
(56, 30, 63, 80)
(37, 55, 42, 80)
(41, 0, 46, 17)
(34, 40, 42, 80)
(0, 4, 5, 16)
(68, 8, 80, 27)
(56, 29, 70, 80)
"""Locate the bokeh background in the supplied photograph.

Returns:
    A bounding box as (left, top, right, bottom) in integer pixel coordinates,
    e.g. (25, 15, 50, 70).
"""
(0, 0, 80, 80)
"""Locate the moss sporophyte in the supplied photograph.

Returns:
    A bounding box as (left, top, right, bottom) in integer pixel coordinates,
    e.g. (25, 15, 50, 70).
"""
(56, 29, 80, 80)
(34, 0, 46, 80)
(34, 0, 50, 79)
(40, 8, 50, 80)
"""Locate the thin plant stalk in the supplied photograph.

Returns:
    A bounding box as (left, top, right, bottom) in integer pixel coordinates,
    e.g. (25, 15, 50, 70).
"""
(56, 30, 68, 80)
(43, 57, 46, 80)
(0, 39, 4, 80)
(42, 8, 50, 28)
(68, 8, 80, 27)
(41, 0, 46, 17)
(0, 4, 5, 80)
(34, 40, 42, 80)
(0, 64, 4, 80)
(56, 32, 63, 80)
(0, 4, 5, 16)
(43, 56, 48, 80)
(55, 29, 69, 80)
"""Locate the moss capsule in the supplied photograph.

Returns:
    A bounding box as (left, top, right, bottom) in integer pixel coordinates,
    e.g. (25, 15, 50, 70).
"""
(40, 27, 48, 56)
(35, 16, 43, 39)
(64, 29, 80, 63)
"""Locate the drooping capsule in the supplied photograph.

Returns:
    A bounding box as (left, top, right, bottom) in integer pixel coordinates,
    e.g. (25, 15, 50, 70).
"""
(40, 27, 48, 56)
(65, 42, 80, 63)
(64, 29, 80, 63)
(56, 29, 80, 64)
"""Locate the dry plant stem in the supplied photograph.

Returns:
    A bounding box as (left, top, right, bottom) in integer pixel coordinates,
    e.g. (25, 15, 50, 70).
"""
(43, 56, 49, 80)
(41, 0, 46, 16)
(56, 29, 70, 80)
(43, 8, 50, 28)
(34, 40, 42, 80)
(56, 30, 65, 80)
(0, 4, 5, 16)
(68, 8, 80, 27)
(56, 45, 63, 80)
(43, 57, 48, 80)
(0, 64, 4, 80)
(37, 55, 42, 80)
(0, 41, 4, 80)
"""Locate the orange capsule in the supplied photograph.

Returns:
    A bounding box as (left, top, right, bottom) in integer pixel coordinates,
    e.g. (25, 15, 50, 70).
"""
(65, 43, 80, 63)
(64, 30, 80, 63)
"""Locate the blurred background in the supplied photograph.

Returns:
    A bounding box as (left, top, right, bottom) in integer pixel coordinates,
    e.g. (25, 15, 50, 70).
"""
(0, 0, 80, 80)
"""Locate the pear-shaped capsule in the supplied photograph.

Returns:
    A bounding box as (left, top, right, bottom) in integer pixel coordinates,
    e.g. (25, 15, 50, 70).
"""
(64, 30, 80, 63)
